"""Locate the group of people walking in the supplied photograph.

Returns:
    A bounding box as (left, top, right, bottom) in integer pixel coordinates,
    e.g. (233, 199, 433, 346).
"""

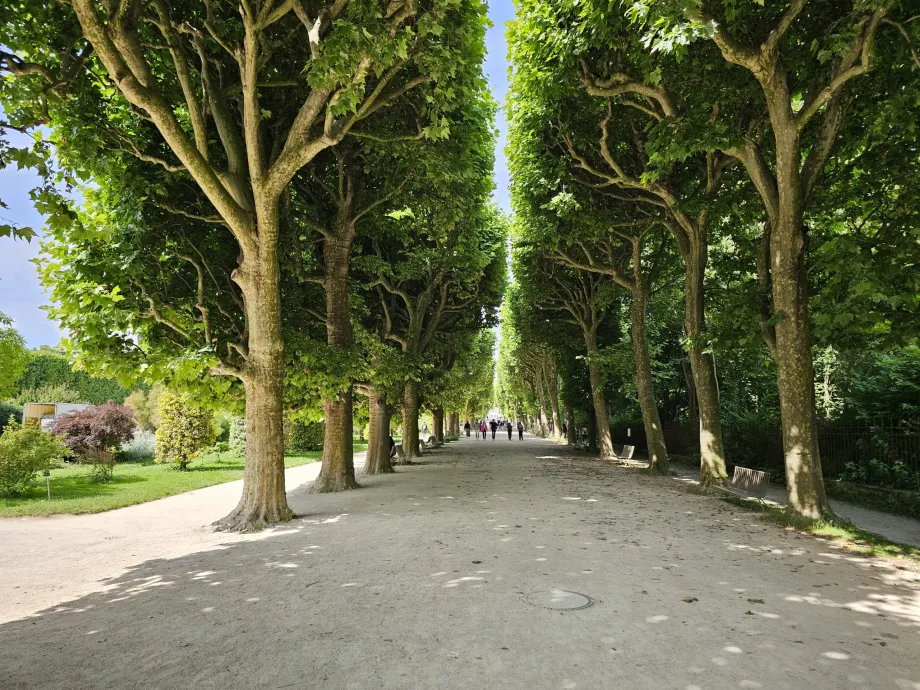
(464, 419, 524, 441)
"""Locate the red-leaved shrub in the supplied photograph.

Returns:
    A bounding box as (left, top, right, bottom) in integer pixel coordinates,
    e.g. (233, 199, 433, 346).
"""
(51, 402, 136, 455)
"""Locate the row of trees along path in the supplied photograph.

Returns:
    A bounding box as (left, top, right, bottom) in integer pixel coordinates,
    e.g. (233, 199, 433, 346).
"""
(500, 0, 920, 520)
(2, 0, 919, 527)
(0, 0, 501, 531)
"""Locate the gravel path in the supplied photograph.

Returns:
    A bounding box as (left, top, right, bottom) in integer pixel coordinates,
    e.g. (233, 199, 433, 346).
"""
(1, 436, 919, 689)
(670, 466, 920, 548)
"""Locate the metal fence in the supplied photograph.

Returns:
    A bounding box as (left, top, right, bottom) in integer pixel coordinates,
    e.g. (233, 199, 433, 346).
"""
(611, 418, 920, 487)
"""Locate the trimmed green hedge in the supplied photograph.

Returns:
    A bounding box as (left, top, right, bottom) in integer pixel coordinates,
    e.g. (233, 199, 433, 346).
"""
(15, 352, 130, 405)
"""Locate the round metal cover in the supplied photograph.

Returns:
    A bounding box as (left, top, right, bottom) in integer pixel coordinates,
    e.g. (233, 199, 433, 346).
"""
(522, 589, 594, 611)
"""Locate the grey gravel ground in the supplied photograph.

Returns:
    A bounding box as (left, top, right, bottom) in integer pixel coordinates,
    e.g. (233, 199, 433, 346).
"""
(2, 435, 919, 690)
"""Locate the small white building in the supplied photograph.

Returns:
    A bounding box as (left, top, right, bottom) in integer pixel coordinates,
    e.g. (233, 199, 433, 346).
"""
(22, 403, 91, 430)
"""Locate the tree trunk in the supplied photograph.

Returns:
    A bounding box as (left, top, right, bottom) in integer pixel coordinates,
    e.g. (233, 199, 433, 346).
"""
(535, 374, 550, 437)
(434, 406, 445, 443)
(446, 411, 457, 437)
(566, 407, 576, 445)
(313, 236, 358, 493)
(543, 360, 562, 439)
(313, 392, 358, 491)
(582, 328, 614, 458)
(215, 211, 290, 532)
(364, 388, 394, 475)
(770, 138, 832, 518)
(400, 380, 420, 463)
(684, 245, 728, 485)
(631, 285, 670, 474)
(587, 406, 599, 453)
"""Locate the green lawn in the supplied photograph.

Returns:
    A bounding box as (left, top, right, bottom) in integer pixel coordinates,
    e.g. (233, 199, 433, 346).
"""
(1, 443, 367, 518)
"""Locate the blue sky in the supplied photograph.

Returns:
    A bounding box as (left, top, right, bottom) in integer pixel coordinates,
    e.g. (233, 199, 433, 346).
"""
(0, 0, 515, 348)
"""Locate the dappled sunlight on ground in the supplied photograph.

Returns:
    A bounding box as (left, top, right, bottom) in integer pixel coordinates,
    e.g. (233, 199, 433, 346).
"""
(2, 435, 920, 689)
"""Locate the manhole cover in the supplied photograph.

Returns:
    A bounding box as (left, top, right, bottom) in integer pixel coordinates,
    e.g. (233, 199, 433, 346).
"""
(522, 589, 595, 611)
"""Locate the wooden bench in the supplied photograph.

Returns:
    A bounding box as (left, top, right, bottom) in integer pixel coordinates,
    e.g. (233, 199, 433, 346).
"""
(715, 466, 770, 508)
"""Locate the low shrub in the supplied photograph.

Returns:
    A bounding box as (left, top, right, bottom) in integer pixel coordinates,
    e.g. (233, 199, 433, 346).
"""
(228, 417, 246, 457)
(119, 429, 157, 461)
(155, 392, 215, 470)
(11, 385, 88, 405)
(0, 420, 68, 496)
(287, 419, 325, 453)
(0, 403, 23, 429)
(123, 385, 164, 431)
(213, 410, 234, 443)
(80, 449, 117, 483)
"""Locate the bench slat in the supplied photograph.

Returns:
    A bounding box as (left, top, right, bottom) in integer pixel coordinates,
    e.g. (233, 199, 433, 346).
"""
(730, 466, 769, 499)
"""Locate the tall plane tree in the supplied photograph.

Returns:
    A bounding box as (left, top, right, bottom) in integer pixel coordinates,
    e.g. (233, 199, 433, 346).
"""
(2, 0, 489, 530)
(632, 0, 917, 517)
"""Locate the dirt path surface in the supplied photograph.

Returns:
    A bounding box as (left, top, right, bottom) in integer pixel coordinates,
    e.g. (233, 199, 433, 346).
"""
(2, 436, 919, 690)
(0, 455, 349, 624)
(671, 466, 920, 548)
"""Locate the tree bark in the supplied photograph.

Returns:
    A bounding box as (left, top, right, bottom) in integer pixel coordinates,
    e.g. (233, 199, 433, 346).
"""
(587, 406, 599, 453)
(582, 328, 614, 458)
(314, 235, 358, 492)
(771, 132, 832, 518)
(434, 406, 445, 443)
(364, 388, 394, 475)
(631, 284, 670, 474)
(684, 244, 728, 485)
(535, 373, 550, 437)
(543, 360, 562, 439)
(215, 211, 290, 531)
(400, 380, 420, 463)
(566, 407, 576, 445)
(446, 411, 457, 437)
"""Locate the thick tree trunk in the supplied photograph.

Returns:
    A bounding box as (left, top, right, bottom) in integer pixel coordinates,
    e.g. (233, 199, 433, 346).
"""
(400, 380, 420, 463)
(215, 211, 290, 532)
(582, 328, 614, 458)
(771, 140, 832, 518)
(314, 392, 358, 491)
(587, 406, 599, 453)
(535, 374, 550, 437)
(364, 388, 394, 475)
(631, 285, 669, 474)
(434, 406, 445, 443)
(446, 411, 457, 437)
(314, 237, 358, 492)
(684, 246, 728, 485)
(543, 361, 562, 439)
(566, 407, 576, 445)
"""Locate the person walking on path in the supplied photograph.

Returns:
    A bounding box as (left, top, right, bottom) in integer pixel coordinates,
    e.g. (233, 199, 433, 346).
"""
(489, 419, 498, 440)
(561, 423, 567, 439)
(507, 422, 513, 440)
(464, 421, 471, 437)
(517, 420, 524, 441)
(480, 421, 488, 439)
(422, 422, 429, 439)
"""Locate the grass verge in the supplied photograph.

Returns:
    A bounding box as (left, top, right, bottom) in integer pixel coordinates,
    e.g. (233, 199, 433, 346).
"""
(1, 443, 367, 518)
(684, 483, 920, 565)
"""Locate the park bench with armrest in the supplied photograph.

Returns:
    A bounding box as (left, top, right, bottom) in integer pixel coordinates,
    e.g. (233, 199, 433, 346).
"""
(714, 466, 770, 508)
